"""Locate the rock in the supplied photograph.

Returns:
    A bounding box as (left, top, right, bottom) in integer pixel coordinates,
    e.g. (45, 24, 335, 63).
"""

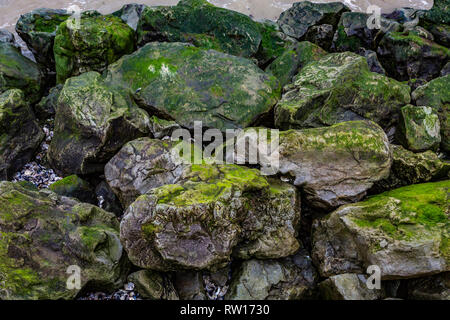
(312, 180, 450, 279)
(371, 144, 450, 193)
(0, 89, 44, 180)
(226, 250, 318, 300)
(397, 105, 441, 152)
(16, 9, 71, 71)
(442, 62, 450, 76)
(113, 4, 147, 31)
(49, 174, 96, 204)
(34, 84, 62, 120)
(305, 24, 334, 51)
(174, 271, 207, 300)
(266, 41, 327, 88)
(319, 274, 385, 300)
(412, 75, 450, 153)
(0, 29, 16, 45)
(95, 181, 123, 217)
(105, 138, 188, 208)
(419, 0, 450, 25)
(277, 1, 348, 40)
(225, 120, 392, 210)
(54, 15, 135, 83)
(149, 116, 181, 139)
(48, 71, 151, 176)
(0, 42, 43, 103)
(423, 23, 450, 47)
(407, 272, 450, 300)
(136, 0, 262, 59)
(274, 52, 411, 130)
(357, 48, 386, 75)
(105, 42, 280, 131)
(128, 270, 179, 300)
(332, 12, 400, 53)
(0, 181, 129, 299)
(120, 164, 301, 271)
(377, 30, 449, 82)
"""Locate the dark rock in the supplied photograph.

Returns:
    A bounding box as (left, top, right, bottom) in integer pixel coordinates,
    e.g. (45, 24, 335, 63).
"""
(305, 24, 334, 51)
(34, 84, 62, 120)
(407, 273, 450, 300)
(49, 174, 96, 204)
(113, 3, 147, 31)
(95, 181, 124, 217)
(357, 48, 386, 74)
(128, 270, 179, 300)
(174, 271, 207, 300)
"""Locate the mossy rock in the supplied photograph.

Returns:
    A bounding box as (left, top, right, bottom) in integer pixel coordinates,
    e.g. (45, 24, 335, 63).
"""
(34, 84, 62, 120)
(412, 75, 450, 153)
(274, 52, 411, 130)
(120, 164, 301, 271)
(0, 89, 44, 180)
(48, 71, 151, 175)
(377, 30, 449, 82)
(0, 42, 43, 103)
(0, 181, 129, 299)
(16, 9, 71, 71)
(128, 270, 179, 300)
(397, 105, 441, 152)
(54, 14, 135, 83)
(105, 42, 280, 131)
(312, 180, 450, 279)
(419, 0, 450, 25)
(49, 175, 96, 204)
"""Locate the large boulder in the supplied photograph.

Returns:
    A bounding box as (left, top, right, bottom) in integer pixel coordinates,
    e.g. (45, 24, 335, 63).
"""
(48, 71, 151, 176)
(0, 89, 44, 180)
(54, 14, 135, 83)
(277, 1, 348, 40)
(377, 30, 449, 82)
(274, 52, 411, 130)
(412, 75, 450, 153)
(120, 164, 301, 271)
(0, 181, 129, 299)
(225, 120, 392, 210)
(105, 42, 280, 131)
(371, 144, 450, 193)
(318, 273, 385, 300)
(397, 105, 441, 152)
(16, 9, 71, 71)
(105, 138, 190, 209)
(312, 180, 450, 279)
(136, 0, 262, 59)
(0, 42, 43, 103)
(225, 250, 318, 300)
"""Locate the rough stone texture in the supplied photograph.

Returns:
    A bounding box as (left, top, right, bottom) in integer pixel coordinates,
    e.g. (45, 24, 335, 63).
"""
(412, 75, 450, 153)
(95, 181, 123, 217)
(0, 42, 43, 104)
(113, 3, 147, 31)
(0, 181, 129, 300)
(148, 116, 181, 139)
(277, 1, 348, 40)
(319, 273, 385, 300)
(312, 180, 450, 279)
(226, 250, 318, 300)
(225, 121, 392, 210)
(16, 9, 71, 71)
(442, 62, 450, 76)
(136, 0, 262, 59)
(357, 48, 386, 75)
(305, 24, 334, 51)
(397, 105, 441, 152)
(54, 14, 135, 83)
(105, 42, 280, 131)
(174, 271, 207, 300)
(407, 272, 450, 300)
(120, 164, 301, 271)
(0, 89, 44, 181)
(377, 30, 449, 82)
(419, 0, 450, 25)
(274, 52, 411, 130)
(332, 12, 400, 53)
(34, 84, 63, 120)
(49, 175, 96, 204)
(48, 72, 151, 176)
(0, 29, 16, 45)
(422, 22, 450, 47)
(372, 144, 450, 193)
(128, 270, 179, 300)
(105, 138, 188, 209)
(266, 41, 327, 88)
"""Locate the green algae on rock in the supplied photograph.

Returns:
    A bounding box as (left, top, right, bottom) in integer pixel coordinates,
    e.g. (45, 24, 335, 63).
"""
(120, 164, 300, 271)
(49, 175, 96, 204)
(54, 14, 135, 83)
(16, 9, 71, 71)
(0, 181, 129, 300)
(0, 89, 44, 181)
(105, 42, 280, 131)
(412, 75, 450, 153)
(312, 180, 450, 279)
(274, 52, 411, 130)
(397, 105, 441, 152)
(48, 71, 151, 176)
